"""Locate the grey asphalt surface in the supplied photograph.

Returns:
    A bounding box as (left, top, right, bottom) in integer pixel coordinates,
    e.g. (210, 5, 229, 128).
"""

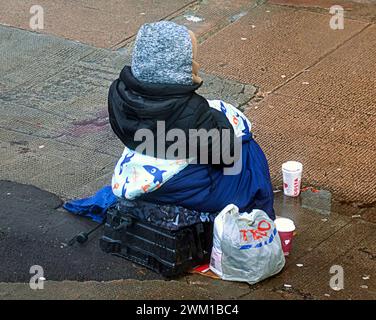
(0, 180, 161, 282)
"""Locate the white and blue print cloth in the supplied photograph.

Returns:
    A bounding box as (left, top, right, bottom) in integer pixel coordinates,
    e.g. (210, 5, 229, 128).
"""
(111, 100, 252, 200)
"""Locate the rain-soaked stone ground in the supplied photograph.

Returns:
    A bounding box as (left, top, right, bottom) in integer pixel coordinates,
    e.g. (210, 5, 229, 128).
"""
(0, 180, 374, 299)
(0, 0, 375, 299)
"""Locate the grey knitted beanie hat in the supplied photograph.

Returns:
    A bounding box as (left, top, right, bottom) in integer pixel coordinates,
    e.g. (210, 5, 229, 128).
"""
(131, 21, 193, 85)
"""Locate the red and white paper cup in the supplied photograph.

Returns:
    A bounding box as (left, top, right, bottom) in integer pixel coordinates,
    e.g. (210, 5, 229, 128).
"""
(275, 218, 296, 256)
(282, 161, 303, 197)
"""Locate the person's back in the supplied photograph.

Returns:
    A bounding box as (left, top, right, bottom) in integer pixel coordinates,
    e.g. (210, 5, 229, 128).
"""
(108, 21, 275, 219)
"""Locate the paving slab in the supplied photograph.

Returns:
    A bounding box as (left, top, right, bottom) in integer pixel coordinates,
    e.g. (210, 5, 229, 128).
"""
(276, 24, 376, 115)
(0, 101, 71, 139)
(70, 171, 113, 199)
(273, 192, 352, 262)
(172, 0, 259, 41)
(0, 0, 268, 49)
(0, 25, 259, 200)
(56, 123, 124, 157)
(28, 161, 112, 199)
(0, 26, 95, 91)
(246, 94, 376, 204)
(0, 28, 128, 121)
(198, 4, 367, 92)
(198, 72, 257, 110)
(270, 0, 376, 23)
(0, 136, 67, 184)
(0, 128, 116, 168)
(0, 128, 117, 199)
(240, 191, 376, 300)
(0, 278, 251, 300)
(244, 24, 376, 204)
(247, 220, 376, 300)
(0, 0, 195, 48)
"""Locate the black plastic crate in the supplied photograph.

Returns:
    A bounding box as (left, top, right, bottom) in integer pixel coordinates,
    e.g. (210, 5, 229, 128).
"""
(100, 206, 213, 278)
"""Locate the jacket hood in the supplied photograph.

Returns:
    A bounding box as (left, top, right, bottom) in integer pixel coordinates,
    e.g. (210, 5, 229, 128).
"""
(120, 66, 202, 99)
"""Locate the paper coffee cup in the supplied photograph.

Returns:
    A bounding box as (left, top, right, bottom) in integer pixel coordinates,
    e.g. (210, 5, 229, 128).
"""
(282, 161, 303, 197)
(275, 218, 296, 256)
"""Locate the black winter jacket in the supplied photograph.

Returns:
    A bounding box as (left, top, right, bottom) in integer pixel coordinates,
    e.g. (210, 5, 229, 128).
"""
(108, 66, 236, 166)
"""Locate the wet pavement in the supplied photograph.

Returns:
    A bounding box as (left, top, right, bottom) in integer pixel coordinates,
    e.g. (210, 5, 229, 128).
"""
(0, 0, 195, 48)
(0, 24, 255, 200)
(0, 1, 374, 206)
(0, 0, 375, 299)
(270, 0, 376, 22)
(199, 3, 367, 91)
(197, 2, 376, 206)
(0, 181, 374, 299)
(0, 180, 161, 283)
(244, 23, 376, 205)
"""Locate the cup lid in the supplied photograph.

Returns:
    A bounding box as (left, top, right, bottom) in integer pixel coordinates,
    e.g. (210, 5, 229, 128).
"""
(282, 161, 303, 172)
(275, 218, 296, 232)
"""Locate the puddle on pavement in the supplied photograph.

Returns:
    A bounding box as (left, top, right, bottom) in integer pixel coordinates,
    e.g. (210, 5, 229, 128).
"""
(274, 188, 332, 218)
(301, 189, 332, 215)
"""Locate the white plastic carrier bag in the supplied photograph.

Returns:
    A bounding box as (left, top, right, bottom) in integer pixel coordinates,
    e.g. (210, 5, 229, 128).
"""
(210, 204, 285, 284)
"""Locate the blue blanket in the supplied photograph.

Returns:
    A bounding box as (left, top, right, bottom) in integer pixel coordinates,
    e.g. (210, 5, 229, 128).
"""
(63, 186, 117, 223)
(140, 136, 275, 220)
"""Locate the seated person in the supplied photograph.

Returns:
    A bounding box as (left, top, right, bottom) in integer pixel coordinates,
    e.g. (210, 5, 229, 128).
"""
(108, 21, 275, 220)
